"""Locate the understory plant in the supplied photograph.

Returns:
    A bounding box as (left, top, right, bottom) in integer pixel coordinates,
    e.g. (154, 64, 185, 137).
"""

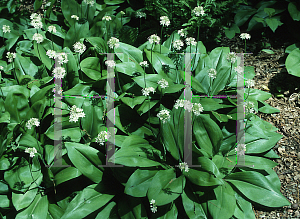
(0, 0, 291, 218)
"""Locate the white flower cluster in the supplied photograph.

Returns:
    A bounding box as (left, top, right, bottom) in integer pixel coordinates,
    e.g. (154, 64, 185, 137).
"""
(136, 11, 146, 18)
(6, 52, 16, 62)
(83, 0, 95, 6)
(173, 39, 184, 50)
(95, 131, 111, 145)
(69, 105, 85, 123)
(240, 33, 251, 40)
(235, 143, 246, 156)
(30, 13, 43, 29)
(56, 52, 69, 65)
(32, 33, 44, 43)
(245, 79, 255, 88)
(208, 68, 217, 79)
(53, 86, 63, 96)
(46, 50, 56, 59)
(227, 52, 237, 64)
(157, 109, 171, 123)
(142, 87, 155, 96)
(234, 66, 244, 76)
(244, 101, 255, 114)
(139, 61, 149, 68)
(105, 60, 116, 68)
(178, 29, 187, 37)
(0, 66, 3, 73)
(157, 78, 169, 89)
(107, 37, 120, 49)
(185, 37, 197, 46)
(48, 25, 56, 33)
(73, 41, 86, 54)
(71, 15, 79, 20)
(2, 25, 10, 33)
(192, 6, 205, 16)
(178, 162, 189, 172)
(26, 118, 40, 129)
(102, 16, 112, 21)
(160, 16, 170, 27)
(25, 147, 37, 158)
(174, 99, 204, 115)
(150, 199, 157, 213)
(52, 66, 66, 79)
(148, 34, 160, 44)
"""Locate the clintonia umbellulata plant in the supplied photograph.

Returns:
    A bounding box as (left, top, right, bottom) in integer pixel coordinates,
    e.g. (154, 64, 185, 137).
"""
(0, 0, 290, 218)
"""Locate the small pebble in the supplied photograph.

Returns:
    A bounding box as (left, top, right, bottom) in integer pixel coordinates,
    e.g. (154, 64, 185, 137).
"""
(287, 209, 293, 213)
(291, 203, 299, 210)
(297, 152, 300, 160)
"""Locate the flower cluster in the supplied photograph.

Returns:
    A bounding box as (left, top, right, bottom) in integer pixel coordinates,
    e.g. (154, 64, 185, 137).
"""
(227, 52, 237, 64)
(160, 16, 170, 27)
(157, 78, 169, 89)
(83, 0, 95, 6)
(185, 37, 197, 46)
(240, 33, 251, 40)
(6, 52, 16, 62)
(235, 143, 246, 156)
(136, 11, 146, 18)
(173, 39, 184, 50)
(208, 68, 217, 79)
(234, 66, 244, 76)
(192, 103, 204, 116)
(192, 6, 205, 16)
(148, 34, 160, 44)
(56, 52, 68, 65)
(46, 50, 56, 59)
(178, 162, 189, 172)
(139, 61, 149, 68)
(69, 105, 85, 123)
(0, 66, 3, 73)
(2, 25, 10, 33)
(71, 15, 79, 20)
(105, 60, 116, 68)
(142, 87, 155, 96)
(48, 25, 56, 33)
(107, 37, 120, 49)
(174, 99, 204, 115)
(30, 13, 43, 29)
(52, 67, 66, 79)
(25, 147, 38, 158)
(73, 42, 86, 54)
(245, 79, 255, 88)
(102, 15, 112, 21)
(150, 199, 157, 213)
(244, 101, 255, 114)
(26, 118, 40, 129)
(32, 33, 44, 44)
(157, 109, 171, 123)
(120, 11, 125, 15)
(95, 131, 111, 145)
(178, 29, 187, 37)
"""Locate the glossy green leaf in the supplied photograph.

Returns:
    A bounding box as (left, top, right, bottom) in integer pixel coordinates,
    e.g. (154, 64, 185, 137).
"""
(115, 61, 144, 77)
(137, 99, 158, 115)
(115, 42, 143, 63)
(286, 48, 300, 77)
(48, 204, 65, 219)
(234, 192, 256, 219)
(288, 2, 300, 21)
(118, 195, 147, 218)
(121, 96, 146, 109)
(184, 169, 223, 187)
(80, 57, 101, 81)
(54, 167, 83, 186)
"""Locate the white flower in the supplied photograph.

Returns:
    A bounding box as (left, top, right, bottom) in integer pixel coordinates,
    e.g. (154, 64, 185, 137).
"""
(178, 162, 189, 172)
(148, 34, 160, 44)
(208, 68, 217, 79)
(192, 6, 205, 16)
(53, 87, 63, 96)
(185, 37, 197, 46)
(142, 87, 155, 96)
(26, 118, 40, 129)
(151, 206, 157, 213)
(157, 109, 171, 124)
(139, 61, 149, 67)
(136, 11, 146, 18)
(46, 50, 56, 59)
(174, 99, 185, 109)
(150, 199, 157, 213)
(173, 39, 184, 50)
(160, 16, 170, 27)
(227, 52, 237, 64)
(184, 100, 193, 112)
(55, 53, 68, 65)
(102, 16, 112, 21)
(32, 33, 44, 43)
(52, 67, 66, 79)
(45, 2, 51, 7)
(30, 13, 41, 20)
(107, 37, 120, 49)
(83, 0, 95, 6)
(48, 25, 56, 33)
(0, 66, 3, 72)
(178, 29, 187, 37)
(105, 60, 116, 68)
(25, 147, 38, 158)
(150, 199, 155, 205)
(73, 42, 86, 54)
(240, 33, 251, 40)
(71, 15, 79, 20)
(120, 11, 125, 15)
(192, 103, 204, 116)
(30, 13, 43, 29)
(235, 144, 246, 156)
(95, 131, 111, 145)
(6, 52, 16, 62)
(69, 105, 85, 123)
(234, 66, 244, 76)
(244, 101, 255, 114)
(2, 25, 10, 33)
(157, 79, 169, 89)
(245, 79, 255, 88)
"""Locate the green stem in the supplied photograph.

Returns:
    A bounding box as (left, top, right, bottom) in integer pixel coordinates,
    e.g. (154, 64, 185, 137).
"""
(151, 43, 154, 73)
(160, 26, 163, 54)
(244, 40, 246, 53)
(244, 87, 250, 100)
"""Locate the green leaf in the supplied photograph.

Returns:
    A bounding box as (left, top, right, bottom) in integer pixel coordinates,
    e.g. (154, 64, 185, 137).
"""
(288, 2, 300, 21)
(264, 8, 275, 17)
(225, 171, 290, 208)
(0, 195, 10, 208)
(115, 61, 144, 77)
(137, 100, 158, 116)
(61, 184, 114, 219)
(239, 155, 278, 170)
(258, 100, 280, 113)
(147, 169, 185, 206)
(164, 84, 185, 94)
(286, 48, 300, 77)
(133, 74, 162, 89)
(225, 29, 235, 39)
(65, 142, 104, 183)
(234, 192, 256, 219)
(121, 96, 146, 109)
(54, 167, 82, 186)
(115, 42, 143, 63)
(61, 0, 82, 27)
(64, 22, 89, 49)
(117, 195, 148, 218)
(48, 204, 64, 219)
(261, 49, 275, 54)
(183, 169, 223, 187)
(265, 18, 280, 32)
(234, 8, 257, 27)
(80, 57, 101, 81)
